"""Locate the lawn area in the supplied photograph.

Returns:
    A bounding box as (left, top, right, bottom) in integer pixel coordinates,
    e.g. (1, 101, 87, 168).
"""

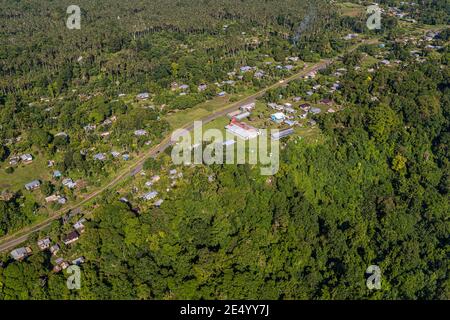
(361, 54, 379, 68)
(338, 2, 365, 17)
(165, 96, 230, 129)
(165, 88, 260, 130)
(0, 156, 50, 191)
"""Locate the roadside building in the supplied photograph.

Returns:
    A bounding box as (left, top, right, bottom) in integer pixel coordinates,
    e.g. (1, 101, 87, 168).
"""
(271, 128, 295, 141)
(10, 247, 32, 260)
(37, 238, 51, 250)
(225, 120, 260, 141)
(234, 111, 250, 121)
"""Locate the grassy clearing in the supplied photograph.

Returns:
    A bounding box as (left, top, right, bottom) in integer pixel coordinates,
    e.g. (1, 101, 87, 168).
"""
(0, 156, 50, 191)
(338, 2, 365, 17)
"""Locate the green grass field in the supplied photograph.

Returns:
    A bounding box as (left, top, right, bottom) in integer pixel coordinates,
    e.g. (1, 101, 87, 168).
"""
(338, 2, 365, 17)
(0, 156, 51, 191)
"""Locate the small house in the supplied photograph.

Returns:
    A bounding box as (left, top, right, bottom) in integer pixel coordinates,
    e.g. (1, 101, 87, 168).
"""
(134, 129, 147, 136)
(271, 128, 295, 141)
(63, 231, 80, 245)
(25, 180, 41, 191)
(53, 170, 62, 178)
(142, 191, 158, 201)
(271, 112, 286, 123)
(10, 247, 32, 260)
(240, 102, 255, 112)
(72, 257, 85, 265)
(93, 153, 106, 161)
(136, 92, 150, 100)
(20, 154, 33, 163)
(310, 107, 322, 115)
(50, 244, 60, 255)
(111, 151, 121, 158)
(320, 99, 333, 106)
(62, 178, 76, 189)
(154, 199, 164, 207)
(37, 238, 51, 250)
(73, 218, 86, 233)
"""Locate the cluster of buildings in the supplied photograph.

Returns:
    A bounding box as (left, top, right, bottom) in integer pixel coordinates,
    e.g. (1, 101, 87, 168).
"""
(8, 153, 33, 166)
(9, 217, 86, 272)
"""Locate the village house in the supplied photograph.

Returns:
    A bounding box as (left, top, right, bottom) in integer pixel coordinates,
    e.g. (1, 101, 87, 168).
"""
(62, 178, 76, 189)
(344, 33, 358, 40)
(63, 231, 80, 245)
(284, 106, 296, 114)
(73, 218, 86, 233)
(271, 112, 286, 123)
(227, 110, 242, 119)
(240, 102, 255, 112)
(25, 180, 41, 191)
(217, 91, 226, 97)
(284, 120, 298, 127)
(20, 154, 33, 164)
(53, 258, 69, 272)
(233, 111, 250, 121)
(198, 83, 208, 91)
(154, 199, 164, 207)
(142, 191, 158, 201)
(254, 71, 265, 79)
(45, 194, 61, 203)
(145, 181, 154, 188)
(55, 132, 68, 138)
(136, 92, 150, 100)
(50, 244, 60, 255)
(271, 128, 295, 141)
(53, 170, 62, 178)
(9, 156, 20, 166)
(310, 107, 322, 115)
(111, 151, 121, 158)
(93, 153, 107, 161)
(10, 247, 32, 260)
(299, 103, 311, 111)
(134, 129, 147, 136)
(37, 238, 51, 250)
(320, 99, 333, 106)
(240, 66, 253, 73)
(72, 257, 85, 265)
